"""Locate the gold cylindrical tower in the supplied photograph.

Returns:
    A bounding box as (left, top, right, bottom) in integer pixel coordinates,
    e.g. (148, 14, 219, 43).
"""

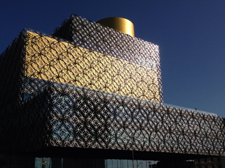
(97, 17, 135, 37)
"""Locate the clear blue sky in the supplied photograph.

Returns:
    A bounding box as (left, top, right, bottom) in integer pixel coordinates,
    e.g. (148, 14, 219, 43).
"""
(1, 0, 225, 117)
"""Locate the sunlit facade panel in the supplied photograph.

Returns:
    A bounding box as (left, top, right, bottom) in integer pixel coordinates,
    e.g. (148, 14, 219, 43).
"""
(25, 31, 160, 102)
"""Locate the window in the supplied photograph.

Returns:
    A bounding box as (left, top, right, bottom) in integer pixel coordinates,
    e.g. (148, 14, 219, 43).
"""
(23, 93, 33, 101)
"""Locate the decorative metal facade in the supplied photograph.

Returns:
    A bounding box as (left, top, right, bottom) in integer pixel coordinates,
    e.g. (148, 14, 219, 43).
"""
(0, 14, 225, 158)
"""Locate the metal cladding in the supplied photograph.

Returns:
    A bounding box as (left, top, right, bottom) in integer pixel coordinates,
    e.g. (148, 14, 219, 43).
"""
(97, 17, 135, 37)
(0, 14, 225, 158)
(52, 14, 162, 102)
(24, 31, 161, 102)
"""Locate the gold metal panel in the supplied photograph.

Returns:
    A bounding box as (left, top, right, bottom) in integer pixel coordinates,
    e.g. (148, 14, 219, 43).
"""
(97, 17, 135, 37)
(25, 31, 160, 102)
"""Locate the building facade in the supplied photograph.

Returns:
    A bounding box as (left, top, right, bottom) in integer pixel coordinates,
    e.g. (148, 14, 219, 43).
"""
(0, 14, 225, 168)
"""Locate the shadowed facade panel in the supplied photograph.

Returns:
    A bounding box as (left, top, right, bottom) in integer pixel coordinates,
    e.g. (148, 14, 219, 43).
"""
(46, 86, 224, 157)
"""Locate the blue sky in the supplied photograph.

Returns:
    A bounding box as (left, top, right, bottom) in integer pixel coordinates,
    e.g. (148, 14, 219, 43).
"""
(1, 0, 225, 117)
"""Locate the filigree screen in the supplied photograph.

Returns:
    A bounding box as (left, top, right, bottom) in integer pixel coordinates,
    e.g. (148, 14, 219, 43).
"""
(52, 14, 163, 102)
(0, 14, 224, 158)
(46, 85, 225, 156)
(25, 31, 161, 102)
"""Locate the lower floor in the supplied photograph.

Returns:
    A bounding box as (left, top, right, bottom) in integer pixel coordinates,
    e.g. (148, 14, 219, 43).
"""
(1, 156, 156, 168)
(1, 154, 225, 168)
(0, 155, 194, 168)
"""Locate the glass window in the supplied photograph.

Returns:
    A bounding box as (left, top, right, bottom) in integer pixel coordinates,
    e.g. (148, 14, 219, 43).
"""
(23, 93, 33, 101)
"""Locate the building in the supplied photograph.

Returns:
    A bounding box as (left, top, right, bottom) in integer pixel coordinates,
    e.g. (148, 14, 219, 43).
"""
(0, 14, 225, 168)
